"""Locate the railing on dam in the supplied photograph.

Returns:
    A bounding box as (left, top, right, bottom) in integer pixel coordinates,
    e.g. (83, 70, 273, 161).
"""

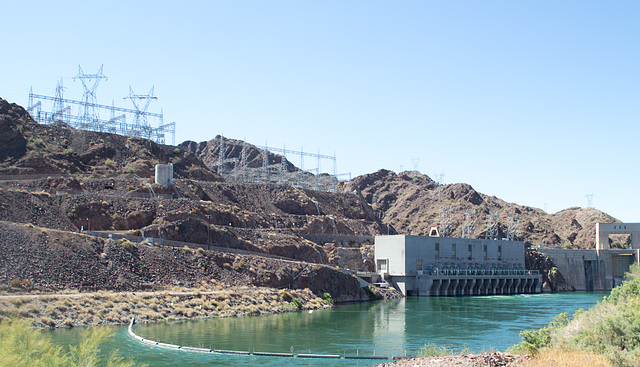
(412, 267, 539, 277)
(127, 318, 412, 361)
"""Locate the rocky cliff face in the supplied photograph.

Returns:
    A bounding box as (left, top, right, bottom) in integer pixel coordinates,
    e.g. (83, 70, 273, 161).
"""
(344, 169, 618, 249)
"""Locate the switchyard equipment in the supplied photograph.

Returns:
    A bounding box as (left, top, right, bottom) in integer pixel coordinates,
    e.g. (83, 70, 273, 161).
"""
(27, 65, 176, 145)
(214, 136, 345, 192)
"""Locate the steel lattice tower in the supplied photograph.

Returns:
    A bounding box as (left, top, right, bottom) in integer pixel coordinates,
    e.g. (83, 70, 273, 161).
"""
(73, 65, 107, 129)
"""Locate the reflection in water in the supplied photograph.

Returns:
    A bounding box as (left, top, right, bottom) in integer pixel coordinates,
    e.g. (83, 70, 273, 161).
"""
(47, 292, 607, 367)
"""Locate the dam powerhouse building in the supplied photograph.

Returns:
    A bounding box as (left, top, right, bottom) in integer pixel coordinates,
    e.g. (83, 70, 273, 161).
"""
(375, 235, 542, 296)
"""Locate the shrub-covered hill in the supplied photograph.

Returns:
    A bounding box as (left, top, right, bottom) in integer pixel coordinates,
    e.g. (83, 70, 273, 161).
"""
(344, 169, 619, 249)
(511, 264, 640, 366)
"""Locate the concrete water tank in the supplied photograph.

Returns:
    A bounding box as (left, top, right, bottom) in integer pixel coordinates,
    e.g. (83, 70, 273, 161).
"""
(155, 164, 173, 186)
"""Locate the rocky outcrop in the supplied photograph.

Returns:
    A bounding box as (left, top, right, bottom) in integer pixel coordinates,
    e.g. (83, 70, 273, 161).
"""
(0, 98, 32, 161)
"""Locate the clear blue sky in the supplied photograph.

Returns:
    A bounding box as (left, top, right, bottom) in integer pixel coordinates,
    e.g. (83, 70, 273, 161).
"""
(2, 1, 639, 222)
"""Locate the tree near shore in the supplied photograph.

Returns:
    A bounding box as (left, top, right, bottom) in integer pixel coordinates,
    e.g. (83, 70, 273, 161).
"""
(0, 318, 146, 367)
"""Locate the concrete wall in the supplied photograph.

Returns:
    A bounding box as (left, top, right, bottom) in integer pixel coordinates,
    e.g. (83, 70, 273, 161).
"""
(596, 222, 640, 250)
(375, 235, 536, 296)
(538, 248, 638, 291)
(374, 235, 525, 276)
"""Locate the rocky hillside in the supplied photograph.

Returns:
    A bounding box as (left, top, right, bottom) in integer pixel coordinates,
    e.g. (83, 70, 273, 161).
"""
(0, 97, 389, 306)
(180, 136, 299, 173)
(0, 221, 368, 303)
(344, 169, 619, 249)
(0, 98, 220, 180)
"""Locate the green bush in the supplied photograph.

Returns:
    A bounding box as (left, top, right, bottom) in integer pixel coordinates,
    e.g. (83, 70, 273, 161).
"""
(173, 148, 180, 155)
(105, 158, 115, 167)
(509, 313, 569, 354)
(417, 343, 459, 357)
(290, 298, 302, 309)
(0, 318, 145, 366)
(510, 263, 640, 366)
(322, 292, 333, 305)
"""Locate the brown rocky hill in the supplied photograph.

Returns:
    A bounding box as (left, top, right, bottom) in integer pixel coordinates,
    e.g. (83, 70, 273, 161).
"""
(344, 169, 619, 249)
(0, 98, 220, 181)
(0, 97, 401, 305)
(180, 136, 299, 173)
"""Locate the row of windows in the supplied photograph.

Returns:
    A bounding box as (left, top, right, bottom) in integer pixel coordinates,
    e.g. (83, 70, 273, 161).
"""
(434, 243, 501, 261)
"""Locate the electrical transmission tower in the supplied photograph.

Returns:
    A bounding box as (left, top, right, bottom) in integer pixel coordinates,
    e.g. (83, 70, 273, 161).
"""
(28, 65, 177, 144)
(439, 206, 454, 237)
(506, 214, 519, 241)
(585, 193, 594, 208)
(462, 209, 477, 238)
(124, 86, 157, 135)
(485, 211, 500, 240)
(73, 65, 107, 129)
(412, 156, 420, 171)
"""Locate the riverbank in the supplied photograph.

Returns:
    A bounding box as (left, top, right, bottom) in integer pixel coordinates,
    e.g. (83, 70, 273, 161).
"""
(0, 285, 329, 328)
(0, 284, 402, 328)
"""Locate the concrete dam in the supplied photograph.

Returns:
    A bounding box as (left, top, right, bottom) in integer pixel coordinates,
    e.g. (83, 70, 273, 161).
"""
(373, 235, 542, 296)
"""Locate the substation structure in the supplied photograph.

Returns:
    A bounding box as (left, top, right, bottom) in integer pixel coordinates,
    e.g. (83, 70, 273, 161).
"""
(215, 136, 346, 192)
(374, 235, 542, 296)
(27, 65, 176, 144)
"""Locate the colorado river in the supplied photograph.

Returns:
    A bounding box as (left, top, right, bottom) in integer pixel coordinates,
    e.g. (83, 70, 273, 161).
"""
(47, 292, 606, 366)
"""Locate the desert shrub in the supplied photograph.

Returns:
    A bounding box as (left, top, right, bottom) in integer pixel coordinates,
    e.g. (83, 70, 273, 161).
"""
(524, 348, 612, 367)
(9, 278, 32, 289)
(134, 229, 141, 236)
(62, 147, 74, 155)
(510, 313, 569, 354)
(119, 239, 135, 249)
(105, 158, 115, 167)
(417, 343, 457, 357)
(511, 263, 640, 366)
(173, 148, 180, 155)
(290, 298, 302, 310)
(279, 290, 293, 302)
(322, 292, 333, 305)
(125, 166, 135, 174)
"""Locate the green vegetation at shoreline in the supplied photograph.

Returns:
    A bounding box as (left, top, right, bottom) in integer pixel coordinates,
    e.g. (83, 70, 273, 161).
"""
(0, 317, 146, 367)
(511, 263, 640, 366)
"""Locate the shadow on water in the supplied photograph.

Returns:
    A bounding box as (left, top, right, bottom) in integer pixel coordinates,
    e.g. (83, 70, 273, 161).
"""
(46, 292, 607, 367)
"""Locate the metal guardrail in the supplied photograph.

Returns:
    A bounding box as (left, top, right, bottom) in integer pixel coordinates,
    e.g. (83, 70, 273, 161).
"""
(86, 231, 295, 261)
(415, 268, 539, 277)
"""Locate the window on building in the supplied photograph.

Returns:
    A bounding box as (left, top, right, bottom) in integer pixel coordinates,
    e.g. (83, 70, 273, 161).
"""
(377, 259, 387, 272)
(498, 245, 502, 261)
(416, 259, 423, 271)
(435, 243, 439, 260)
(483, 245, 487, 260)
(452, 244, 456, 259)
(468, 244, 472, 260)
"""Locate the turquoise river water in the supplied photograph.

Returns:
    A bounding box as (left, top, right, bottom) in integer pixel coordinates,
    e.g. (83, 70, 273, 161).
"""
(47, 292, 607, 367)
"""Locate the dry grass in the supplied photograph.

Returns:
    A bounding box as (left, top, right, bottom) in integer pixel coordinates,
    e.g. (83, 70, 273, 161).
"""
(0, 285, 328, 328)
(524, 348, 612, 367)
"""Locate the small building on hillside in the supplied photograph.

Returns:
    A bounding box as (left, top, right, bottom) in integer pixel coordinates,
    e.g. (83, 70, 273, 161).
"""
(375, 235, 542, 296)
